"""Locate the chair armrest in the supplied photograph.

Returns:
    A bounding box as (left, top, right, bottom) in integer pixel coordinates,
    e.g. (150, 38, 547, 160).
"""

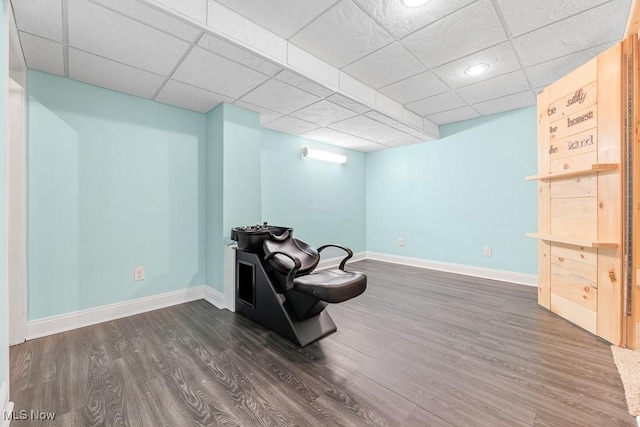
(265, 251, 301, 290)
(317, 244, 353, 271)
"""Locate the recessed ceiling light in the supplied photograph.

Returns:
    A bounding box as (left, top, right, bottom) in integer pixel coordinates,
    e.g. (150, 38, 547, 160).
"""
(401, 0, 430, 8)
(465, 63, 489, 76)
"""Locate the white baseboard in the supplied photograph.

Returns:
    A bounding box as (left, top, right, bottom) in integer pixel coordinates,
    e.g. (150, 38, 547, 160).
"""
(365, 252, 538, 287)
(316, 251, 367, 270)
(203, 286, 226, 310)
(1, 381, 13, 427)
(26, 285, 208, 340)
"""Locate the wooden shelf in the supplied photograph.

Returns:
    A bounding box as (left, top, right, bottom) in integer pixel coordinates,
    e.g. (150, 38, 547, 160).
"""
(525, 233, 618, 248)
(525, 163, 618, 181)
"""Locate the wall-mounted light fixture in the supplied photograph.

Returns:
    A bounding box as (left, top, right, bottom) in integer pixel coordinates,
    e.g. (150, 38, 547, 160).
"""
(302, 147, 347, 164)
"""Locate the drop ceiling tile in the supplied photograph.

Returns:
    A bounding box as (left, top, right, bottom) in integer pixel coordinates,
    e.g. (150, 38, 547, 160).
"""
(289, 0, 394, 68)
(405, 91, 467, 117)
(328, 115, 406, 141)
(155, 80, 233, 113)
(240, 79, 320, 114)
(426, 106, 481, 125)
(68, 0, 190, 75)
(378, 70, 449, 104)
(352, 0, 476, 39)
(494, 0, 610, 37)
(391, 123, 432, 140)
(325, 93, 370, 114)
(473, 90, 536, 115)
(19, 32, 65, 76)
(12, 0, 63, 41)
(154, 0, 206, 22)
(383, 134, 422, 147)
(290, 100, 358, 126)
(402, 0, 507, 69)
(457, 70, 530, 104)
(275, 70, 334, 98)
(526, 42, 613, 89)
(342, 42, 426, 89)
(299, 127, 350, 142)
(68, 48, 165, 99)
(432, 42, 521, 89)
(215, 0, 339, 39)
(513, 0, 630, 67)
(262, 116, 319, 135)
(198, 34, 282, 76)
(173, 47, 269, 98)
(88, 0, 200, 42)
(365, 111, 398, 125)
(233, 100, 283, 124)
(330, 135, 382, 151)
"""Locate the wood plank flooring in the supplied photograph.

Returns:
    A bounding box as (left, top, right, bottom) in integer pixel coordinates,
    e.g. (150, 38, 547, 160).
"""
(10, 260, 635, 426)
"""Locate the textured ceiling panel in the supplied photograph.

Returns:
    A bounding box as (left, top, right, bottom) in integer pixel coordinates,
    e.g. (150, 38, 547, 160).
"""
(233, 100, 283, 124)
(383, 134, 422, 147)
(351, 0, 476, 39)
(402, 0, 507, 69)
(262, 116, 319, 135)
(88, 0, 201, 42)
(274, 70, 334, 98)
(172, 47, 269, 98)
(325, 93, 370, 114)
(473, 90, 535, 115)
(198, 34, 282, 76)
(154, 0, 206, 22)
(19, 32, 65, 76)
(289, 0, 394, 68)
(299, 127, 350, 142)
(331, 135, 384, 151)
(68, 48, 165, 99)
(405, 91, 466, 117)
(495, 0, 610, 37)
(426, 106, 481, 125)
(329, 115, 406, 141)
(391, 123, 432, 141)
(290, 100, 358, 126)
(432, 42, 520, 89)
(378, 70, 449, 105)
(513, 0, 630, 67)
(526, 43, 612, 89)
(240, 79, 320, 114)
(365, 111, 398, 125)
(155, 79, 234, 112)
(12, 0, 63, 41)
(215, 0, 339, 39)
(342, 42, 426, 89)
(68, 0, 190, 75)
(456, 70, 531, 104)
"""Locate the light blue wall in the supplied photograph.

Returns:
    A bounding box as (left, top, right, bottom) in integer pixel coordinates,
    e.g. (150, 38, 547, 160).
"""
(204, 104, 261, 292)
(205, 104, 224, 291)
(0, 0, 7, 387)
(27, 70, 207, 320)
(366, 106, 538, 274)
(261, 130, 367, 253)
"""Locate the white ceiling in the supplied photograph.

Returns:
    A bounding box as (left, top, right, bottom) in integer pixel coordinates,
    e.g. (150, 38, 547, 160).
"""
(9, 0, 632, 152)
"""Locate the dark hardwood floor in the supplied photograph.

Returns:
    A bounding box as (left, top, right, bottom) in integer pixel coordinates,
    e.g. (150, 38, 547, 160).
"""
(9, 260, 635, 426)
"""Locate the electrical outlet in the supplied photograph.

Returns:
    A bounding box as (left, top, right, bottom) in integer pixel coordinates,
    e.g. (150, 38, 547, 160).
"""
(397, 238, 405, 246)
(484, 247, 492, 257)
(134, 266, 145, 281)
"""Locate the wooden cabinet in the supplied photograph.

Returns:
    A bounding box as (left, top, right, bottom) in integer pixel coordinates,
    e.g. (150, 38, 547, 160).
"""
(529, 42, 625, 345)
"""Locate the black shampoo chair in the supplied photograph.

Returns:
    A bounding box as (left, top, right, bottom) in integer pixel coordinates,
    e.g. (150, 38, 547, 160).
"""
(233, 229, 366, 347)
(263, 238, 366, 322)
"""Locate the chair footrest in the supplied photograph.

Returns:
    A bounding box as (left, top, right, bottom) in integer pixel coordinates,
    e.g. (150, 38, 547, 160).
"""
(293, 270, 367, 303)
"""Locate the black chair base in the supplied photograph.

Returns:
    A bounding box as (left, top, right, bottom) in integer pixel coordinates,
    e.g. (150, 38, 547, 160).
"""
(235, 250, 337, 347)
